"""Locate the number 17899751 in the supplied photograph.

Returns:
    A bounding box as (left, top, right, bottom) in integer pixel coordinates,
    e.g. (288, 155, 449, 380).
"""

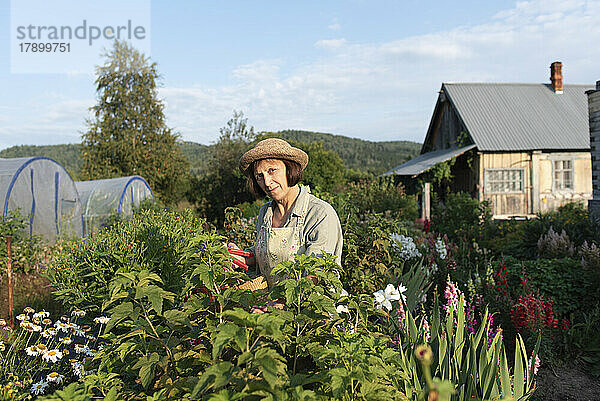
(19, 42, 71, 52)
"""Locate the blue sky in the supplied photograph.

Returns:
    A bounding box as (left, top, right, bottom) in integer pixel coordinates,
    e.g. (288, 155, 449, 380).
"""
(0, 0, 598, 150)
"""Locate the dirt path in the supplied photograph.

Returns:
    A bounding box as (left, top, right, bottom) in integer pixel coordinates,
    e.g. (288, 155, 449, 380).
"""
(532, 363, 600, 400)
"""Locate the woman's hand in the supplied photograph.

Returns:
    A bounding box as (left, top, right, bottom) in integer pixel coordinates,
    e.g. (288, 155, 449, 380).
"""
(227, 242, 256, 270)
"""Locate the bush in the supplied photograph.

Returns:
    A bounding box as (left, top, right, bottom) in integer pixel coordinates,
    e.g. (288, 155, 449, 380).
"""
(0, 210, 43, 274)
(537, 227, 575, 259)
(431, 192, 492, 245)
(46, 209, 208, 313)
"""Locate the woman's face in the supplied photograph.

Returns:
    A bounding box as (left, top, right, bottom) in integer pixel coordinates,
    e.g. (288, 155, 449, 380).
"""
(254, 159, 291, 202)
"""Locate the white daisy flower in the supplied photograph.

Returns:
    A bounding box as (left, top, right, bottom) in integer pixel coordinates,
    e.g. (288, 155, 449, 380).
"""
(30, 380, 48, 395)
(46, 372, 64, 384)
(71, 360, 84, 378)
(32, 324, 42, 332)
(33, 310, 49, 319)
(36, 343, 49, 355)
(42, 349, 63, 363)
(20, 321, 34, 332)
(94, 316, 110, 324)
(74, 344, 89, 354)
(0, 341, 5, 351)
(60, 336, 73, 345)
(54, 321, 70, 333)
(0, 319, 6, 326)
(71, 310, 86, 317)
(26, 345, 39, 356)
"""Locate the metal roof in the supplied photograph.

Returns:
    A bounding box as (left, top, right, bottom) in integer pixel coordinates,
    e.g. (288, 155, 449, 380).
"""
(383, 144, 476, 177)
(443, 83, 593, 151)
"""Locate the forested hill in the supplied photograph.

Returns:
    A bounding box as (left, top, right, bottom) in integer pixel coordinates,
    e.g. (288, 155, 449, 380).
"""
(0, 132, 421, 177)
(0, 144, 83, 177)
(278, 130, 421, 174)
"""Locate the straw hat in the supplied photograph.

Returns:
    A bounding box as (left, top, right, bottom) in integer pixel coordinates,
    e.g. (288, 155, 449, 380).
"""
(239, 138, 309, 174)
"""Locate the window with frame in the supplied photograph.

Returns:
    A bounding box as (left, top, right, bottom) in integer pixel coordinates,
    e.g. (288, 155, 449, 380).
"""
(484, 169, 524, 193)
(553, 160, 573, 190)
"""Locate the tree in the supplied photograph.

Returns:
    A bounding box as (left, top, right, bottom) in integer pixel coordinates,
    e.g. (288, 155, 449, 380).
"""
(187, 111, 257, 223)
(288, 140, 346, 193)
(80, 40, 188, 204)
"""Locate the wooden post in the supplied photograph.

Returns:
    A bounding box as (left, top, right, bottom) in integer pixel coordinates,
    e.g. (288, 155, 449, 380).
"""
(6, 236, 14, 329)
(422, 182, 431, 220)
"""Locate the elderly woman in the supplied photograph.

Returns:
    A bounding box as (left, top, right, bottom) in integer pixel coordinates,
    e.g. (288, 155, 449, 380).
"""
(229, 138, 343, 288)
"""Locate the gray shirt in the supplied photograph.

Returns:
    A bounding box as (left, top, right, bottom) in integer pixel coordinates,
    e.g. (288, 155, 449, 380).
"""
(254, 185, 343, 265)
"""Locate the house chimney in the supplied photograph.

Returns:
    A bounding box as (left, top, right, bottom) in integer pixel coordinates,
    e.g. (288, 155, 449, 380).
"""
(550, 61, 563, 93)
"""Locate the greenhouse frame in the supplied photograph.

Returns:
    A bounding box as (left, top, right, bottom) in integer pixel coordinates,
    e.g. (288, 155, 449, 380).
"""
(0, 156, 84, 242)
(75, 175, 153, 236)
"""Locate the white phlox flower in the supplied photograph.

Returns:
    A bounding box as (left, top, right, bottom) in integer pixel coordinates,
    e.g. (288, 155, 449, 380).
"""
(435, 238, 447, 260)
(30, 380, 48, 395)
(390, 234, 422, 260)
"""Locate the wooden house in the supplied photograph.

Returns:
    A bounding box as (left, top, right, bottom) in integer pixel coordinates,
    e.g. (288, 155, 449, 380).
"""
(587, 81, 600, 219)
(386, 62, 593, 218)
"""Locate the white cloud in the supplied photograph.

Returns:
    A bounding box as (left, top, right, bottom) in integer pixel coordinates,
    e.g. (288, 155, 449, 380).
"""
(160, 0, 599, 144)
(328, 17, 341, 31)
(315, 38, 348, 50)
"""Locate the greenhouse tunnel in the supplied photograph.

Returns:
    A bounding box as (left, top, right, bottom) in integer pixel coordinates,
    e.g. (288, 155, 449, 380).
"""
(75, 175, 153, 236)
(0, 156, 84, 242)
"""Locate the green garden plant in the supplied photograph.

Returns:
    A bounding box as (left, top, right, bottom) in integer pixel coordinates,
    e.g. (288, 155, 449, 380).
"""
(47, 209, 205, 313)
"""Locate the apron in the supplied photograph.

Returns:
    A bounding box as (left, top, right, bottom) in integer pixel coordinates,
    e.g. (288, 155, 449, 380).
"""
(255, 188, 311, 288)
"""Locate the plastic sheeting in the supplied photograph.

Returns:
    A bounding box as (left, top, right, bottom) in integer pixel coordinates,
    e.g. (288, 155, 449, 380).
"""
(75, 176, 153, 236)
(0, 157, 84, 242)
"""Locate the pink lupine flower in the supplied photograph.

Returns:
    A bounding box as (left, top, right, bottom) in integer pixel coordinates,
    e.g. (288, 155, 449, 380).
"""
(528, 354, 541, 376)
(443, 277, 466, 315)
(395, 302, 406, 329)
(422, 316, 430, 342)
